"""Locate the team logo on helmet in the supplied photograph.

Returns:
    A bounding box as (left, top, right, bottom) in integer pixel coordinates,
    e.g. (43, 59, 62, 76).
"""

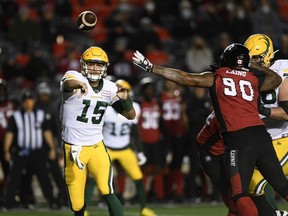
(244, 34, 276, 67)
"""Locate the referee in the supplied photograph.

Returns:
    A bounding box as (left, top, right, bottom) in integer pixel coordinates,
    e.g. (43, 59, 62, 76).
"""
(2, 90, 58, 209)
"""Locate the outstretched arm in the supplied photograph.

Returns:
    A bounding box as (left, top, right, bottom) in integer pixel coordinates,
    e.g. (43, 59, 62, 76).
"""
(133, 50, 214, 88)
(62, 79, 88, 97)
(152, 65, 214, 87)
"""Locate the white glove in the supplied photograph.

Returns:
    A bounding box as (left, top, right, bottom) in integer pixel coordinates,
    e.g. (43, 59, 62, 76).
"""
(132, 50, 153, 72)
(71, 145, 85, 170)
(137, 152, 147, 165)
(276, 210, 288, 216)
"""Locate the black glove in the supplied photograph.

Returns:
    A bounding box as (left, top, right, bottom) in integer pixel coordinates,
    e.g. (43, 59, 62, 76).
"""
(132, 50, 153, 72)
(258, 100, 271, 117)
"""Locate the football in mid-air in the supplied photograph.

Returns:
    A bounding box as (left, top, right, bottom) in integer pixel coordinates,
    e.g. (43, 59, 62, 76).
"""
(77, 11, 97, 32)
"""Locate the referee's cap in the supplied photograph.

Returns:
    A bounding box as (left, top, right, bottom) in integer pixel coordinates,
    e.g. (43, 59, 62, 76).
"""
(139, 77, 154, 91)
(36, 82, 51, 95)
(21, 90, 35, 101)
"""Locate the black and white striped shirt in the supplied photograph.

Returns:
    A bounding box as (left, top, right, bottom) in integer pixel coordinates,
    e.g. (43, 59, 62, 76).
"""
(8, 109, 50, 150)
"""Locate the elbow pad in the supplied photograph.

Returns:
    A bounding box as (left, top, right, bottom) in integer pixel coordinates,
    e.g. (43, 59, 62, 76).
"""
(279, 101, 288, 114)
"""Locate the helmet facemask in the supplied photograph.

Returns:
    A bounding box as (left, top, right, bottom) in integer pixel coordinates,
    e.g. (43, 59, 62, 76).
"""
(80, 46, 110, 82)
(80, 60, 108, 82)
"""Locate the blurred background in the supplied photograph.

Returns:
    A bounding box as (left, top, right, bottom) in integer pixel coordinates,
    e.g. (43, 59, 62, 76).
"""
(0, 0, 288, 210)
(0, 0, 288, 101)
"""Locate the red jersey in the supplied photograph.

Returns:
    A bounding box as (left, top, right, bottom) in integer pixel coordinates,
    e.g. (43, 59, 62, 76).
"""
(209, 67, 264, 132)
(161, 92, 186, 136)
(139, 100, 162, 144)
(197, 111, 224, 156)
(0, 101, 14, 141)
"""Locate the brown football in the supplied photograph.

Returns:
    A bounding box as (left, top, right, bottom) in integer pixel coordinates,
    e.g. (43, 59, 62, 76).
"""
(77, 11, 97, 32)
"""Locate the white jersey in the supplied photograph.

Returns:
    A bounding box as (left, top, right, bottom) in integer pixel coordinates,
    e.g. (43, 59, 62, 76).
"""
(60, 70, 120, 146)
(103, 102, 140, 149)
(261, 60, 288, 139)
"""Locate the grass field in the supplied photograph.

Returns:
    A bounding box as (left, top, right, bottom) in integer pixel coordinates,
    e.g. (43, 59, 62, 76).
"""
(1, 202, 287, 216)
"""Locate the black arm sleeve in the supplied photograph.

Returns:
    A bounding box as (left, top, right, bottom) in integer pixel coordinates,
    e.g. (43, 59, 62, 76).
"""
(111, 100, 124, 114)
(279, 101, 288, 114)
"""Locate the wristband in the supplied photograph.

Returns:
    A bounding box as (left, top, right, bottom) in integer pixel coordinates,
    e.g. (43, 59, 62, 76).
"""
(120, 97, 133, 112)
(260, 106, 271, 117)
(279, 101, 288, 115)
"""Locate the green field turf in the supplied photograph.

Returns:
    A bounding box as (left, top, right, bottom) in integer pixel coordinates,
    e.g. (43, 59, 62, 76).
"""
(1, 203, 287, 216)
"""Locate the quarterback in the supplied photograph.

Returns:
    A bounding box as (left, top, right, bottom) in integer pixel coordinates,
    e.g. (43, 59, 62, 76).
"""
(60, 46, 135, 216)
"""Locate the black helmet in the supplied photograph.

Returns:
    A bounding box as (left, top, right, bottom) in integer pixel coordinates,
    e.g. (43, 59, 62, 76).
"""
(219, 43, 250, 69)
(139, 77, 154, 91)
(36, 82, 51, 95)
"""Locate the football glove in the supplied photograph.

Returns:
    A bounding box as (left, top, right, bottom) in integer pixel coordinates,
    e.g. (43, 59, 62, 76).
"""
(258, 100, 271, 117)
(132, 50, 153, 72)
(137, 152, 147, 165)
(276, 210, 288, 216)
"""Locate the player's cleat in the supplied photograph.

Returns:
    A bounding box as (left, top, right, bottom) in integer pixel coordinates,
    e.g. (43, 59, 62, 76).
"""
(141, 207, 157, 216)
(276, 210, 288, 216)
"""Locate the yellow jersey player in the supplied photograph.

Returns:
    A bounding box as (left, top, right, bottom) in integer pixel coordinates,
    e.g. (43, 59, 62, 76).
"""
(244, 34, 288, 215)
(102, 79, 156, 216)
(60, 46, 135, 216)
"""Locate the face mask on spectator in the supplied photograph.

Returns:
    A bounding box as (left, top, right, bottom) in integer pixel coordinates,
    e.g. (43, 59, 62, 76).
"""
(226, 2, 235, 11)
(261, 5, 271, 14)
(181, 9, 193, 19)
(145, 2, 155, 12)
(237, 9, 246, 19)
